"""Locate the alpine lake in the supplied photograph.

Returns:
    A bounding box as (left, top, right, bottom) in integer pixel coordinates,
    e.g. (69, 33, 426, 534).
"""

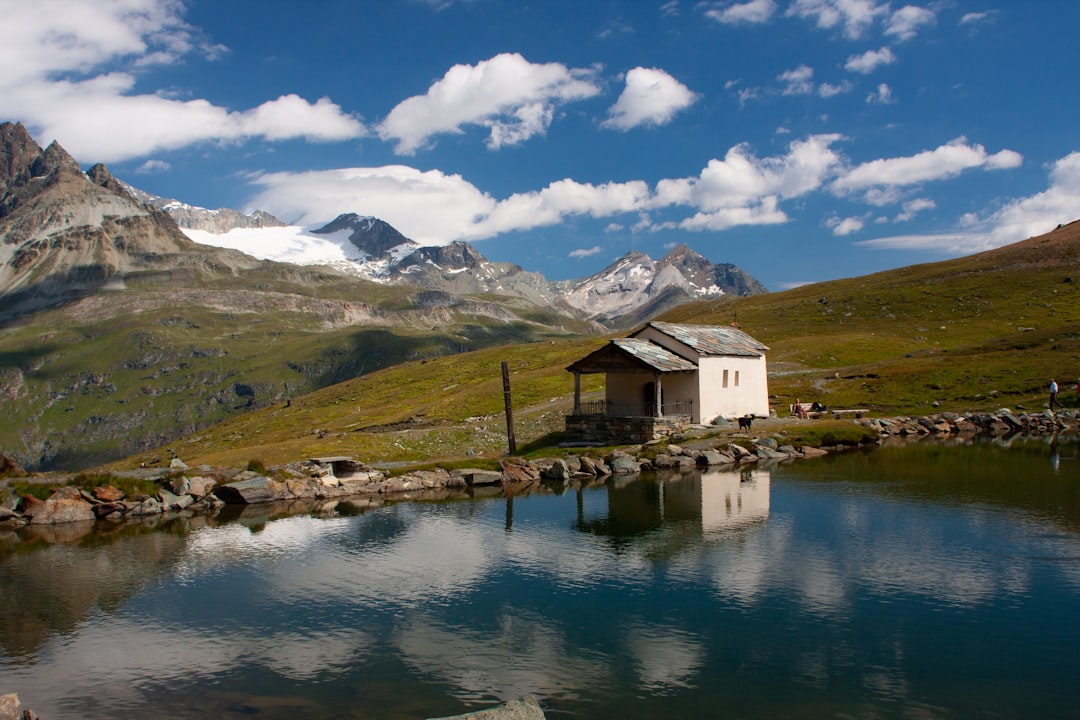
(2, 437, 1079, 720)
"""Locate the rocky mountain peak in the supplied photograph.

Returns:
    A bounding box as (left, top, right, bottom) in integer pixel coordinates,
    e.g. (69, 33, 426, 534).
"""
(658, 243, 704, 265)
(312, 213, 416, 258)
(0, 123, 260, 313)
(406, 240, 488, 270)
(0, 122, 42, 190)
(87, 163, 132, 198)
(561, 245, 767, 326)
(31, 140, 81, 178)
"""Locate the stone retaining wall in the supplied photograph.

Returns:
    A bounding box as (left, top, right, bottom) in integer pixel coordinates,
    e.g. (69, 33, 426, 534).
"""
(564, 414, 689, 444)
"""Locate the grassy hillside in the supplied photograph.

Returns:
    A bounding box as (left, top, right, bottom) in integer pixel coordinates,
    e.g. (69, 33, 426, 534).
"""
(662, 219, 1080, 413)
(0, 261, 599, 471)
(105, 220, 1080, 473)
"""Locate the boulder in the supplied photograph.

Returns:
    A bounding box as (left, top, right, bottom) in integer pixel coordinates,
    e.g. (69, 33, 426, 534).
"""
(92, 485, 125, 502)
(727, 443, 753, 459)
(540, 459, 571, 481)
(411, 469, 452, 489)
(166, 475, 190, 495)
(755, 445, 790, 460)
(579, 456, 610, 476)
(0, 505, 24, 525)
(339, 470, 386, 491)
(214, 476, 285, 504)
(126, 496, 163, 516)
(92, 501, 126, 518)
(699, 449, 733, 466)
(654, 454, 695, 469)
(607, 454, 641, 475)
(428, 695, 546, 720)
(186, 476, 217, 498)
(22, 486, 95, 525)
(158, 487, 194, 511)
(800, 446, 828, 457)
(454, 469, 504, 486)
(500, 458, 540, 483)
(380, 475, 421, 494)
(169, 457, 188, 469)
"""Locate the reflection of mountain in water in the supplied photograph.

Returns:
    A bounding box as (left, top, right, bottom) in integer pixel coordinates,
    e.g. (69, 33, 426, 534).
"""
(0, 522, 189, 656)
(575, 468, 770, 560)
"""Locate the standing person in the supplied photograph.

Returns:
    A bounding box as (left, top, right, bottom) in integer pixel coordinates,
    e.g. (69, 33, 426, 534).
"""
(1049, 378, 1059, 411)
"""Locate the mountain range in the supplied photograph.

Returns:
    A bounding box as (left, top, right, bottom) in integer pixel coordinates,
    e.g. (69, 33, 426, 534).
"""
(0, 120, 764, 470)
(163, 206, 768, 325)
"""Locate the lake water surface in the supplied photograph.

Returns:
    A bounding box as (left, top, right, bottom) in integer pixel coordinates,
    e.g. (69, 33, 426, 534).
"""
(2, 440, 1079, 719)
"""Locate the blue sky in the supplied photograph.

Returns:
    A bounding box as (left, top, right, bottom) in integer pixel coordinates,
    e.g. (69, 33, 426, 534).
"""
(3, 0, 1079, 290)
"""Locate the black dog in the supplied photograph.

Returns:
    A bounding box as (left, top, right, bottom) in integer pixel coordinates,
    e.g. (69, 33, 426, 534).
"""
(738, 415, 753, 431)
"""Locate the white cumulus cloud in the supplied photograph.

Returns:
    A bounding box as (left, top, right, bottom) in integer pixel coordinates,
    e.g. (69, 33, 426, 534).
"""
(779, 65, 815, 95)
(247, 166, 497, 245)
(786, 0, 889, 39)
(856, 153, 1080, 255)
(569, 246, 604, 258)
(832, 138, 1023, 194)
(655, 134, 843, 230)
(705, 0, 777, 24)
(472, 179, 653, 238)
(377, 53, 600, 154)
(960, 152, 1080, 248)
(845, 47, 896, 74)
(828, 215, 866, 235)
(0, 0, 365, 163)
(602, 67, 699, 130)
(885, 5, 936, 41)
(895, 197, 935, 222)
(240, 133, 1034, 250)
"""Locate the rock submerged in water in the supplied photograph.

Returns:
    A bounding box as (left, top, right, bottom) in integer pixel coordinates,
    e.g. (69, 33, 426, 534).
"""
(428, 695, 546, 720)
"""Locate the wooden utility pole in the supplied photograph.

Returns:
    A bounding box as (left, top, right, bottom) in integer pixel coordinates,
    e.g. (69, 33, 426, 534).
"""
(501, 361, 517, 455)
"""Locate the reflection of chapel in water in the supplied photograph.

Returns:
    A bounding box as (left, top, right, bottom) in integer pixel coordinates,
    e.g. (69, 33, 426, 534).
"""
(575, 468, 770, 552)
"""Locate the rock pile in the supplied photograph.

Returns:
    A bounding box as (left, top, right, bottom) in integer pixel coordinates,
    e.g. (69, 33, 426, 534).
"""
(1, 436, 828, 529)
(3, 408, 1075, 531)
(857, 409, 1078, 437)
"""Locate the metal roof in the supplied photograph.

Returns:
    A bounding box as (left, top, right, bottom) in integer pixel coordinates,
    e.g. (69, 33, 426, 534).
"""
(611, 338, 698, 372)
(640, 322, 768, 357)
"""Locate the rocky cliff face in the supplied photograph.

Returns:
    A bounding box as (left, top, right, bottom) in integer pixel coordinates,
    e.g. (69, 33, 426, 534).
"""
(0, 122, 259, 317)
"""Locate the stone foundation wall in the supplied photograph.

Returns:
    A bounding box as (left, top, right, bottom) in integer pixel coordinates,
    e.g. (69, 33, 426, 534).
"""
(565, 414, 689, 444)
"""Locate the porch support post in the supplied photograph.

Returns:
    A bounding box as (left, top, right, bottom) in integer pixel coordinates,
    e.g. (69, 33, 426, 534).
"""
(654, 372, 663, 417)
(573, 371, 581, 414)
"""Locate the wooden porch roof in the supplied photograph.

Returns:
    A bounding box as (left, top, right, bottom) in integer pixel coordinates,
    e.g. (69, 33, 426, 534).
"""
(566, 338, 698, 375)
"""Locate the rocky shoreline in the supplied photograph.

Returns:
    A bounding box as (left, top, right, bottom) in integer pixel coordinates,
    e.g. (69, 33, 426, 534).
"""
(1, 409, 1076, 534)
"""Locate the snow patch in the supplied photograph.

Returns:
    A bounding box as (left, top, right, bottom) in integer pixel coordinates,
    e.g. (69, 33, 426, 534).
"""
(183, 225, 355, 265)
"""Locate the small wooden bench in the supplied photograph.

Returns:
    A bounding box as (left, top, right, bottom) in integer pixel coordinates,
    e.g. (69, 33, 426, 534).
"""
(831, 408, 868, 419)
(790, 402, 816, 418)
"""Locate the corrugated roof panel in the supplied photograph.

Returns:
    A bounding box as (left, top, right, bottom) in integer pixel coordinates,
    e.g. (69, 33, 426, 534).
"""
(612, 338, 698, 372)
(645, 322, 768, 357)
